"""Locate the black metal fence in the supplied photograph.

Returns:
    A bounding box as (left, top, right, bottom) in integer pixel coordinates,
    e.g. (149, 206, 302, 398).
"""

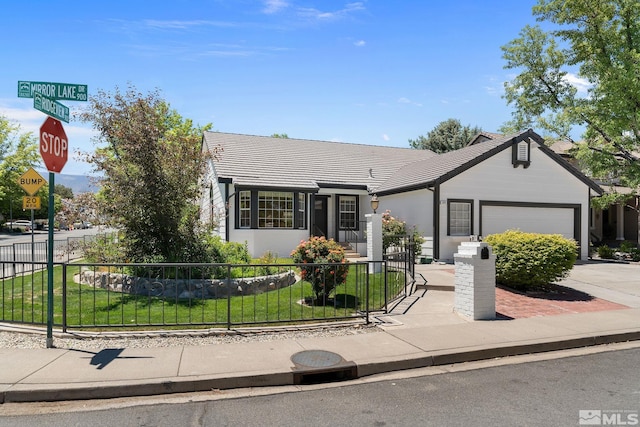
(0, 259, 415, 331)
(383, 235, 418, 303)
(0, 232, 417, 331)
(0, 234, 106, 277)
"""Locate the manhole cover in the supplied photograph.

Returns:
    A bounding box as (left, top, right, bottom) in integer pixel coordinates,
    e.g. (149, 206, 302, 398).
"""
(291, 350, 343, 368)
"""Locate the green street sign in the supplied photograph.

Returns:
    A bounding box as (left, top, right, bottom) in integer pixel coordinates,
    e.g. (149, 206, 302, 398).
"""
(33, 91, 69, 123)
(18, 81, 88, 101)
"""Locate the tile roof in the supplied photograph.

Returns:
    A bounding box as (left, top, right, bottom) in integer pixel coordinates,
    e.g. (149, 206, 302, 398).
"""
(202, 132, 438, 191)
(468, 131, 504, 145)
(374, 132, 524, 194)
(203, 130, 602, 196)
(548, 140, 576, 155)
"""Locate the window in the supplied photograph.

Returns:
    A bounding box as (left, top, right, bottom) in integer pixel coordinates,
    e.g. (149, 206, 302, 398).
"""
(258, 191, 293, 228)
(238, 191, 251, 228)
(297, 193, 306, 229)
(339, 195, 358, 230)
(235, 190, 307, 230)
(448, 200, 472, 236)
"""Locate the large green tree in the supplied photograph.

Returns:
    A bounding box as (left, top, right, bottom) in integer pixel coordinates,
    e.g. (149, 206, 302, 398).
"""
(0, 115, 41, 222)
(79, 86, 213, 263)
(502, 0, 640, 204)
(409, 118, 481, 153)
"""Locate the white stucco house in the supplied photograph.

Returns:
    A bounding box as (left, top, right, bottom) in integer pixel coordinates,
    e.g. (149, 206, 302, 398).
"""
(201, 129, 602, 262)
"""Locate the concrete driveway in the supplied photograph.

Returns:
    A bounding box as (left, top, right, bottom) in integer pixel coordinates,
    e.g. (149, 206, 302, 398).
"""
(557, 261, 640, 308)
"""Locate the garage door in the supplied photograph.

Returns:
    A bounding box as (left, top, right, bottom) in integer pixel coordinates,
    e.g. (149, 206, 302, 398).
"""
(481, 205, 575, 240)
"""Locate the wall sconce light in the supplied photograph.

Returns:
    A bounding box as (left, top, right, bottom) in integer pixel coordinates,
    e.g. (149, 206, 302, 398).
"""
(370, 194, 379, 214)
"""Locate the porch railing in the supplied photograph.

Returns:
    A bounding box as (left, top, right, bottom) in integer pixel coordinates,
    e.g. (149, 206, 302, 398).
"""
(340, 220, 367, 255)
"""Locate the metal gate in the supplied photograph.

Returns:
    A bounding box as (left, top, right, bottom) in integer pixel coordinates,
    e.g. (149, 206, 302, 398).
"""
(383, 235, 417, 304)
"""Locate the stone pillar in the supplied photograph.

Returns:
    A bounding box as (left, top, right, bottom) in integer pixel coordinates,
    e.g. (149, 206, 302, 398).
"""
(454, 242, 496, 320)
(366, 213, 382, 274)
(616, 203, 625, 241)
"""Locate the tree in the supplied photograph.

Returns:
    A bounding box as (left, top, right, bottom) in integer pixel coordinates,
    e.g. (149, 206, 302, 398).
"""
(270, 133, 289, 138)
(54, 184, 74, 199)
(409, 119, 481, 153)
(79, 86, 214, 263)
(501, 0, 640, 204)
(0, 115, 40, 222)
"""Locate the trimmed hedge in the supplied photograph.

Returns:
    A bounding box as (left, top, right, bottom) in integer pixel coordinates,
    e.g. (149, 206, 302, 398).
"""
(484, 230, 577, 291)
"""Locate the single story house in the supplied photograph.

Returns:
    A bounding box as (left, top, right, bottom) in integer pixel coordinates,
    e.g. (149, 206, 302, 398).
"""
(201, 129, 602, 261)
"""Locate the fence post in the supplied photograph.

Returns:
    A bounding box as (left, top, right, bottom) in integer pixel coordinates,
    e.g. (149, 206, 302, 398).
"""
(366, 213, 383, 274)
(61, 263, 67, 332)
(365, 264, 370, 324)
(226, 264, 232, 330)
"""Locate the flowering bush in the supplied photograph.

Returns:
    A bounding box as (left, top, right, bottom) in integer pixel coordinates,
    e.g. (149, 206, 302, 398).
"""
(382, 210, 424, 252)
(290, 236, 349, 302)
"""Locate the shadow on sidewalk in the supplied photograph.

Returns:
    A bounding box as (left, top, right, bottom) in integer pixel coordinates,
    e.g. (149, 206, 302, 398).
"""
(70, 348, 152, 369)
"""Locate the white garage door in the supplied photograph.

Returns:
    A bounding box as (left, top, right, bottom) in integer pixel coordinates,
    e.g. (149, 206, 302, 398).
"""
(481, 205, 575, 239)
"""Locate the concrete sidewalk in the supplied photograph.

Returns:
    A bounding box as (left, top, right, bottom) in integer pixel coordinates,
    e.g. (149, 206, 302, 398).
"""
(1, 261, 639, 403)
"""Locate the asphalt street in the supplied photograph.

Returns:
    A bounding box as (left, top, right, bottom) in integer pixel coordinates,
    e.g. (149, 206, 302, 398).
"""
(2, 344, 638, 426)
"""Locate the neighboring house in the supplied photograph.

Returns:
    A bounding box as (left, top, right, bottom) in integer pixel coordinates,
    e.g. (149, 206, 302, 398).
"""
(547, 140, 640, 245)
(201, 130, 602, 261)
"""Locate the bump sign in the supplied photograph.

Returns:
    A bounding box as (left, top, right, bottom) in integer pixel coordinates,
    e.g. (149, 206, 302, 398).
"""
(18, 167, 46, 195)
(39, 116, 68, 172)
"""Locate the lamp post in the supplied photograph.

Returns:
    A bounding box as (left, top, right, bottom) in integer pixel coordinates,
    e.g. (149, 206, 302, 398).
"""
(370, 194, 379, 214)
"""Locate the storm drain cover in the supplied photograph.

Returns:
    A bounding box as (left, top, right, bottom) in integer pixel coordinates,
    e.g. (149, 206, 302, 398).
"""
(291, 350, 344, 368)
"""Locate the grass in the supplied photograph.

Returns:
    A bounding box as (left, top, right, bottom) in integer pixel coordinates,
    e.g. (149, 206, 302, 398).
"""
(1, 262, 405, 330)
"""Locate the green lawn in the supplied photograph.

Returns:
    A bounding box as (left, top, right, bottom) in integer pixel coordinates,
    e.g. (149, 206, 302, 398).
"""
(1, 262, 405, 329)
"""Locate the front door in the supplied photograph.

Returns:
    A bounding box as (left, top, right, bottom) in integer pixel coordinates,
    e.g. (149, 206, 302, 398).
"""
(314, 196, 328, 237)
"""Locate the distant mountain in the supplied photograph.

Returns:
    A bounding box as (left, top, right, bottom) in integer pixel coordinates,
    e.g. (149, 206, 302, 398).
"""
(41, 172, 100, 194)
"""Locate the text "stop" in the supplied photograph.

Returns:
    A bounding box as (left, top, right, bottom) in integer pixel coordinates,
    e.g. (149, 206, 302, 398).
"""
(40, 132, 67, 156)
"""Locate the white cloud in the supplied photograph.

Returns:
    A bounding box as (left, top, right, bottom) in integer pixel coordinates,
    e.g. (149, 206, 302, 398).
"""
(263, 0, 289, 14)
(382, 134, 390, 141)
(297, 2, 366, 21)
(354, 40, 366, 47)
(563, 73, 592, 94)
(397, 97, 422, 107)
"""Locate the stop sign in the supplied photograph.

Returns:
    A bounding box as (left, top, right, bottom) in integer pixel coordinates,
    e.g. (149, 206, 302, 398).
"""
(39, 116, 68, 172)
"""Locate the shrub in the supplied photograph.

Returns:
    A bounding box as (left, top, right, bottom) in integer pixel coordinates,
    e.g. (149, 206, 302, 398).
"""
(381, 210, 425, 252)
(619, 240, 637, 253)
(484, 230, 577, 291)
(71, 232, 125, 264)
(290, 236, 349, 302)
(597, 245, 614, 259)
(257, 250, 279, 276)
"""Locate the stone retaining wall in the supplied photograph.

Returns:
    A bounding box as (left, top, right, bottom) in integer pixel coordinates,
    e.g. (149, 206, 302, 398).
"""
(74, 270, 297, 299)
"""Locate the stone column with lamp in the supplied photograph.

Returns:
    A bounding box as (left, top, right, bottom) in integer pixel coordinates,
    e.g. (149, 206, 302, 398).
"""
(366, 194, 383, 274)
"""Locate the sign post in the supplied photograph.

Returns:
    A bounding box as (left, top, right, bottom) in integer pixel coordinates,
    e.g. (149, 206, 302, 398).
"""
(39, 117, 69, 348)
(17, 167, 46, 270)
(22, 79, 86, 349)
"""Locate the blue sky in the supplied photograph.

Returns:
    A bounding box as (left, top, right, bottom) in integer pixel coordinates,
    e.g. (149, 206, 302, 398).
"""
(1, 0, 546, 176)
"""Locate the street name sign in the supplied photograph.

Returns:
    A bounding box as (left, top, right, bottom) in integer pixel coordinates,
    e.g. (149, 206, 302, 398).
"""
(40, 117, 68, 173)
(34, 91, 70, 123)
(18, 167, 46, 195)
(23, 196, 41, 210)
(18, 81, 88, 101)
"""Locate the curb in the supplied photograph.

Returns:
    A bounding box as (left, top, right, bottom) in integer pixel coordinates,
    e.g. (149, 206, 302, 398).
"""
(3, 330, 639, 403)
